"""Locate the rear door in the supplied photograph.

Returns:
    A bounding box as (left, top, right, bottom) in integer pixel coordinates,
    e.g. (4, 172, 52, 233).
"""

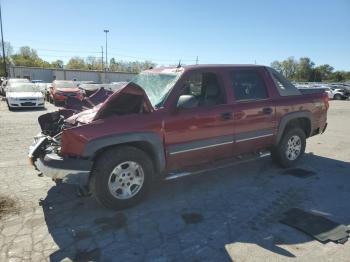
(228, 68, 276, 155)
(164, 70, 235, 171)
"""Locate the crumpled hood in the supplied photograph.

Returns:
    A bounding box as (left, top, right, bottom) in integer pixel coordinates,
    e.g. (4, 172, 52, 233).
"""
(7, 92, 43, 98)
(65, 104, 101, 125)
(64, 82, 153, 125)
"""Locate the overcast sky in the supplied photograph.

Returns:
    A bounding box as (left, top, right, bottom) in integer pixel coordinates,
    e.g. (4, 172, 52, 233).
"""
(2, 0, 350, 70)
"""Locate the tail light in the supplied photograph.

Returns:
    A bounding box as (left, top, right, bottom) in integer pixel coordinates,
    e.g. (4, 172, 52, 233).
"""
(323, 92, 329, 110)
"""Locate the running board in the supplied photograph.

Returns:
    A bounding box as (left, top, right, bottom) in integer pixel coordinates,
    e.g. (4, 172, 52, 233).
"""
(165, 151, 271, 181)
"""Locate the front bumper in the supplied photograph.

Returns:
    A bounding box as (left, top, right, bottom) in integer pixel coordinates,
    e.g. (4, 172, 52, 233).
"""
(54, 93, 83, 101)
(9, 101, 45, 107)
(34, 153, 93, 186)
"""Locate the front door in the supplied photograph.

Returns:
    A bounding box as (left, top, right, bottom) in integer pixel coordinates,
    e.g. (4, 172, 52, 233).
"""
(164, 71, 235, 171)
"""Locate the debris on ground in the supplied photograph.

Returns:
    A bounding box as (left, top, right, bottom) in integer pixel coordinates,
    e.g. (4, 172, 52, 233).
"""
(280, 208, 350, 244)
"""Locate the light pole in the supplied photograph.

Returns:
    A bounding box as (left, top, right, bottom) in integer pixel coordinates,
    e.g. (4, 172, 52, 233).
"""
(104, 29, 109, 71)
(0, 1, 7, 77)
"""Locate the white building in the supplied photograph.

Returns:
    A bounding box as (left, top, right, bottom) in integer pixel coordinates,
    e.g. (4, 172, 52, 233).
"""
(8, 66, 137, 83)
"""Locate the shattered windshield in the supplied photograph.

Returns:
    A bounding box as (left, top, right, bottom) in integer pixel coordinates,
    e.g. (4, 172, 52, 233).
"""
(131, 69, 183, 107)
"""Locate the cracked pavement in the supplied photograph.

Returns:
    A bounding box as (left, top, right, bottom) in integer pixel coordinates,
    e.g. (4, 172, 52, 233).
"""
(0, 100, 349, 261)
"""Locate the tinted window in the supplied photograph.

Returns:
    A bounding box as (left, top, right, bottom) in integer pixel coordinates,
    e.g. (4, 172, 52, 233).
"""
(181, 72, 224, 107)
(230, 70, 268, 101)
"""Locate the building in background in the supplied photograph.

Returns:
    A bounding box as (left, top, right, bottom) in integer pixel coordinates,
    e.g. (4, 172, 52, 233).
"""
(8, 66, 136, 83)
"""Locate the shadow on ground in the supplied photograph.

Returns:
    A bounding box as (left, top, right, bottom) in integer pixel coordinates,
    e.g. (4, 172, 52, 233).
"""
(41, 153, 350, 261)
(8, 107, 48, 112)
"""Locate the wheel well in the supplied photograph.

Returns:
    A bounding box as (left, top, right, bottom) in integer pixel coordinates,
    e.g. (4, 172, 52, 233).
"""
(284, 117, 311, 138)
(92, 141, 160, 173)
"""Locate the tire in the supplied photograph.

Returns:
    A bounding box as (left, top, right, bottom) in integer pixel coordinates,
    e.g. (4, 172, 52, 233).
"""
(334, 94, 341, 100)
(271, 127, 306, 168)
(90, 146, 154, 210)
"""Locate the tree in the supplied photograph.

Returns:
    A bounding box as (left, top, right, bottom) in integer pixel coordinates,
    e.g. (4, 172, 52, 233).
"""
(51, 60, 64, 69)
(0, 41, 13, 75)
(85, 56, 102, 70)
(108, 58, 156, 73)
(65, 57, 86, 70)
(271, 57, 297, 79)
(314, 64, 334, 81)
(296, 57, 315, 81)
(270, 60, 282, 73)
(11, 46, 50, 68)
(281, 57, 297, 79)
(0, 41, 13, 57)
(332, 71, 344, 82)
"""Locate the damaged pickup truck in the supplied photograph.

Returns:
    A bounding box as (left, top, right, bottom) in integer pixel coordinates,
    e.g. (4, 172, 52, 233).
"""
(29, 65, 329, 210)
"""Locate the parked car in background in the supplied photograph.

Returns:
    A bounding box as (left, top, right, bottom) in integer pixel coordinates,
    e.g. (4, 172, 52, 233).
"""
(29, 65, 329, 210)
(34, 83, 49, 95)
(79, 82, 127, 96)
(45, 83, 52, 101)
(6, 83, 45, 109)
(48, 80, 83, 105)
(1, 78, 30, 96)
(325, 88, 348, 100)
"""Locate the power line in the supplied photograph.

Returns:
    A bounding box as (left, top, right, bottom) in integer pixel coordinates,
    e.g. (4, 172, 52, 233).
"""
(12, 46, 100, 54)
(11, 44, 198, 64)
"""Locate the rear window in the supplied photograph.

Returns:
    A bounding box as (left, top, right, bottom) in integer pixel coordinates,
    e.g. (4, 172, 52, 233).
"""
(230, 70, 268, 101)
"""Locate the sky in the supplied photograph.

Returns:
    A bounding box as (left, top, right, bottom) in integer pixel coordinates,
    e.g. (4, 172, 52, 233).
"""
(2, 0, 350, 70)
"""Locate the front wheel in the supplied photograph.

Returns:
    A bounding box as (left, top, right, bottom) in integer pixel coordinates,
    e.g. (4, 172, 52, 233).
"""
(90, 146, 154, 210)
(271, 127, 306, 168)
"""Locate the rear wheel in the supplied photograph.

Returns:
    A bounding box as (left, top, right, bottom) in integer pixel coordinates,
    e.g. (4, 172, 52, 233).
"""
(334, 94, 342, 100)
(271, 127, 306, 168)
(90, 146, 154, 210)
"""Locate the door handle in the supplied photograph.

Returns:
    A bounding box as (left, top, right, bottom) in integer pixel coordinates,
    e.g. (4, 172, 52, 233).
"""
(262, 107, 273, 114)
(221, 112, 233, 120)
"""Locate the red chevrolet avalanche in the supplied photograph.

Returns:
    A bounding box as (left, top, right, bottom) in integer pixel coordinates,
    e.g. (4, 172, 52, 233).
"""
(29, 65, 328, 210)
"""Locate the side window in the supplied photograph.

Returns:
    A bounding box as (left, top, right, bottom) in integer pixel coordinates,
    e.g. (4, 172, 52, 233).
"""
(268, 68, 301, 96)
(230, 70, 268, 101)
(181, 72, 224, 107)
(271, 73, 286, 90)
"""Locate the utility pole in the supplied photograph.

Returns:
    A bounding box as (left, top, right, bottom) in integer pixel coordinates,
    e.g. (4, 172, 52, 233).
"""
(103, 29, 109, 71)
(101, 46, 104, 71)
(0, 1, 7, 77)
(196, 56, 199, 65)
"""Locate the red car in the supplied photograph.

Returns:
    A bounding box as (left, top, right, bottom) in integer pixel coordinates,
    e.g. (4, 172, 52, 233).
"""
(49, 80, 83, 105)
(29, 65, 328, 210)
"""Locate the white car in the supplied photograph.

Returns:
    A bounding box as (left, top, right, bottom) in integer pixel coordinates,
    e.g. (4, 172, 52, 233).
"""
(324, 88, 348, 100)
(6, 83, 45, 109)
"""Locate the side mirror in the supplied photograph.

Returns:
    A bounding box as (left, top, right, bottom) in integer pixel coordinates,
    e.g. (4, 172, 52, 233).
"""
(176, 95, 198, 109)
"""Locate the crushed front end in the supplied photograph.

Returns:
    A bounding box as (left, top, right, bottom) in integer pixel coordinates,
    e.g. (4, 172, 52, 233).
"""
(28, 82, 154, 187)
(28, 110, 93, 186)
